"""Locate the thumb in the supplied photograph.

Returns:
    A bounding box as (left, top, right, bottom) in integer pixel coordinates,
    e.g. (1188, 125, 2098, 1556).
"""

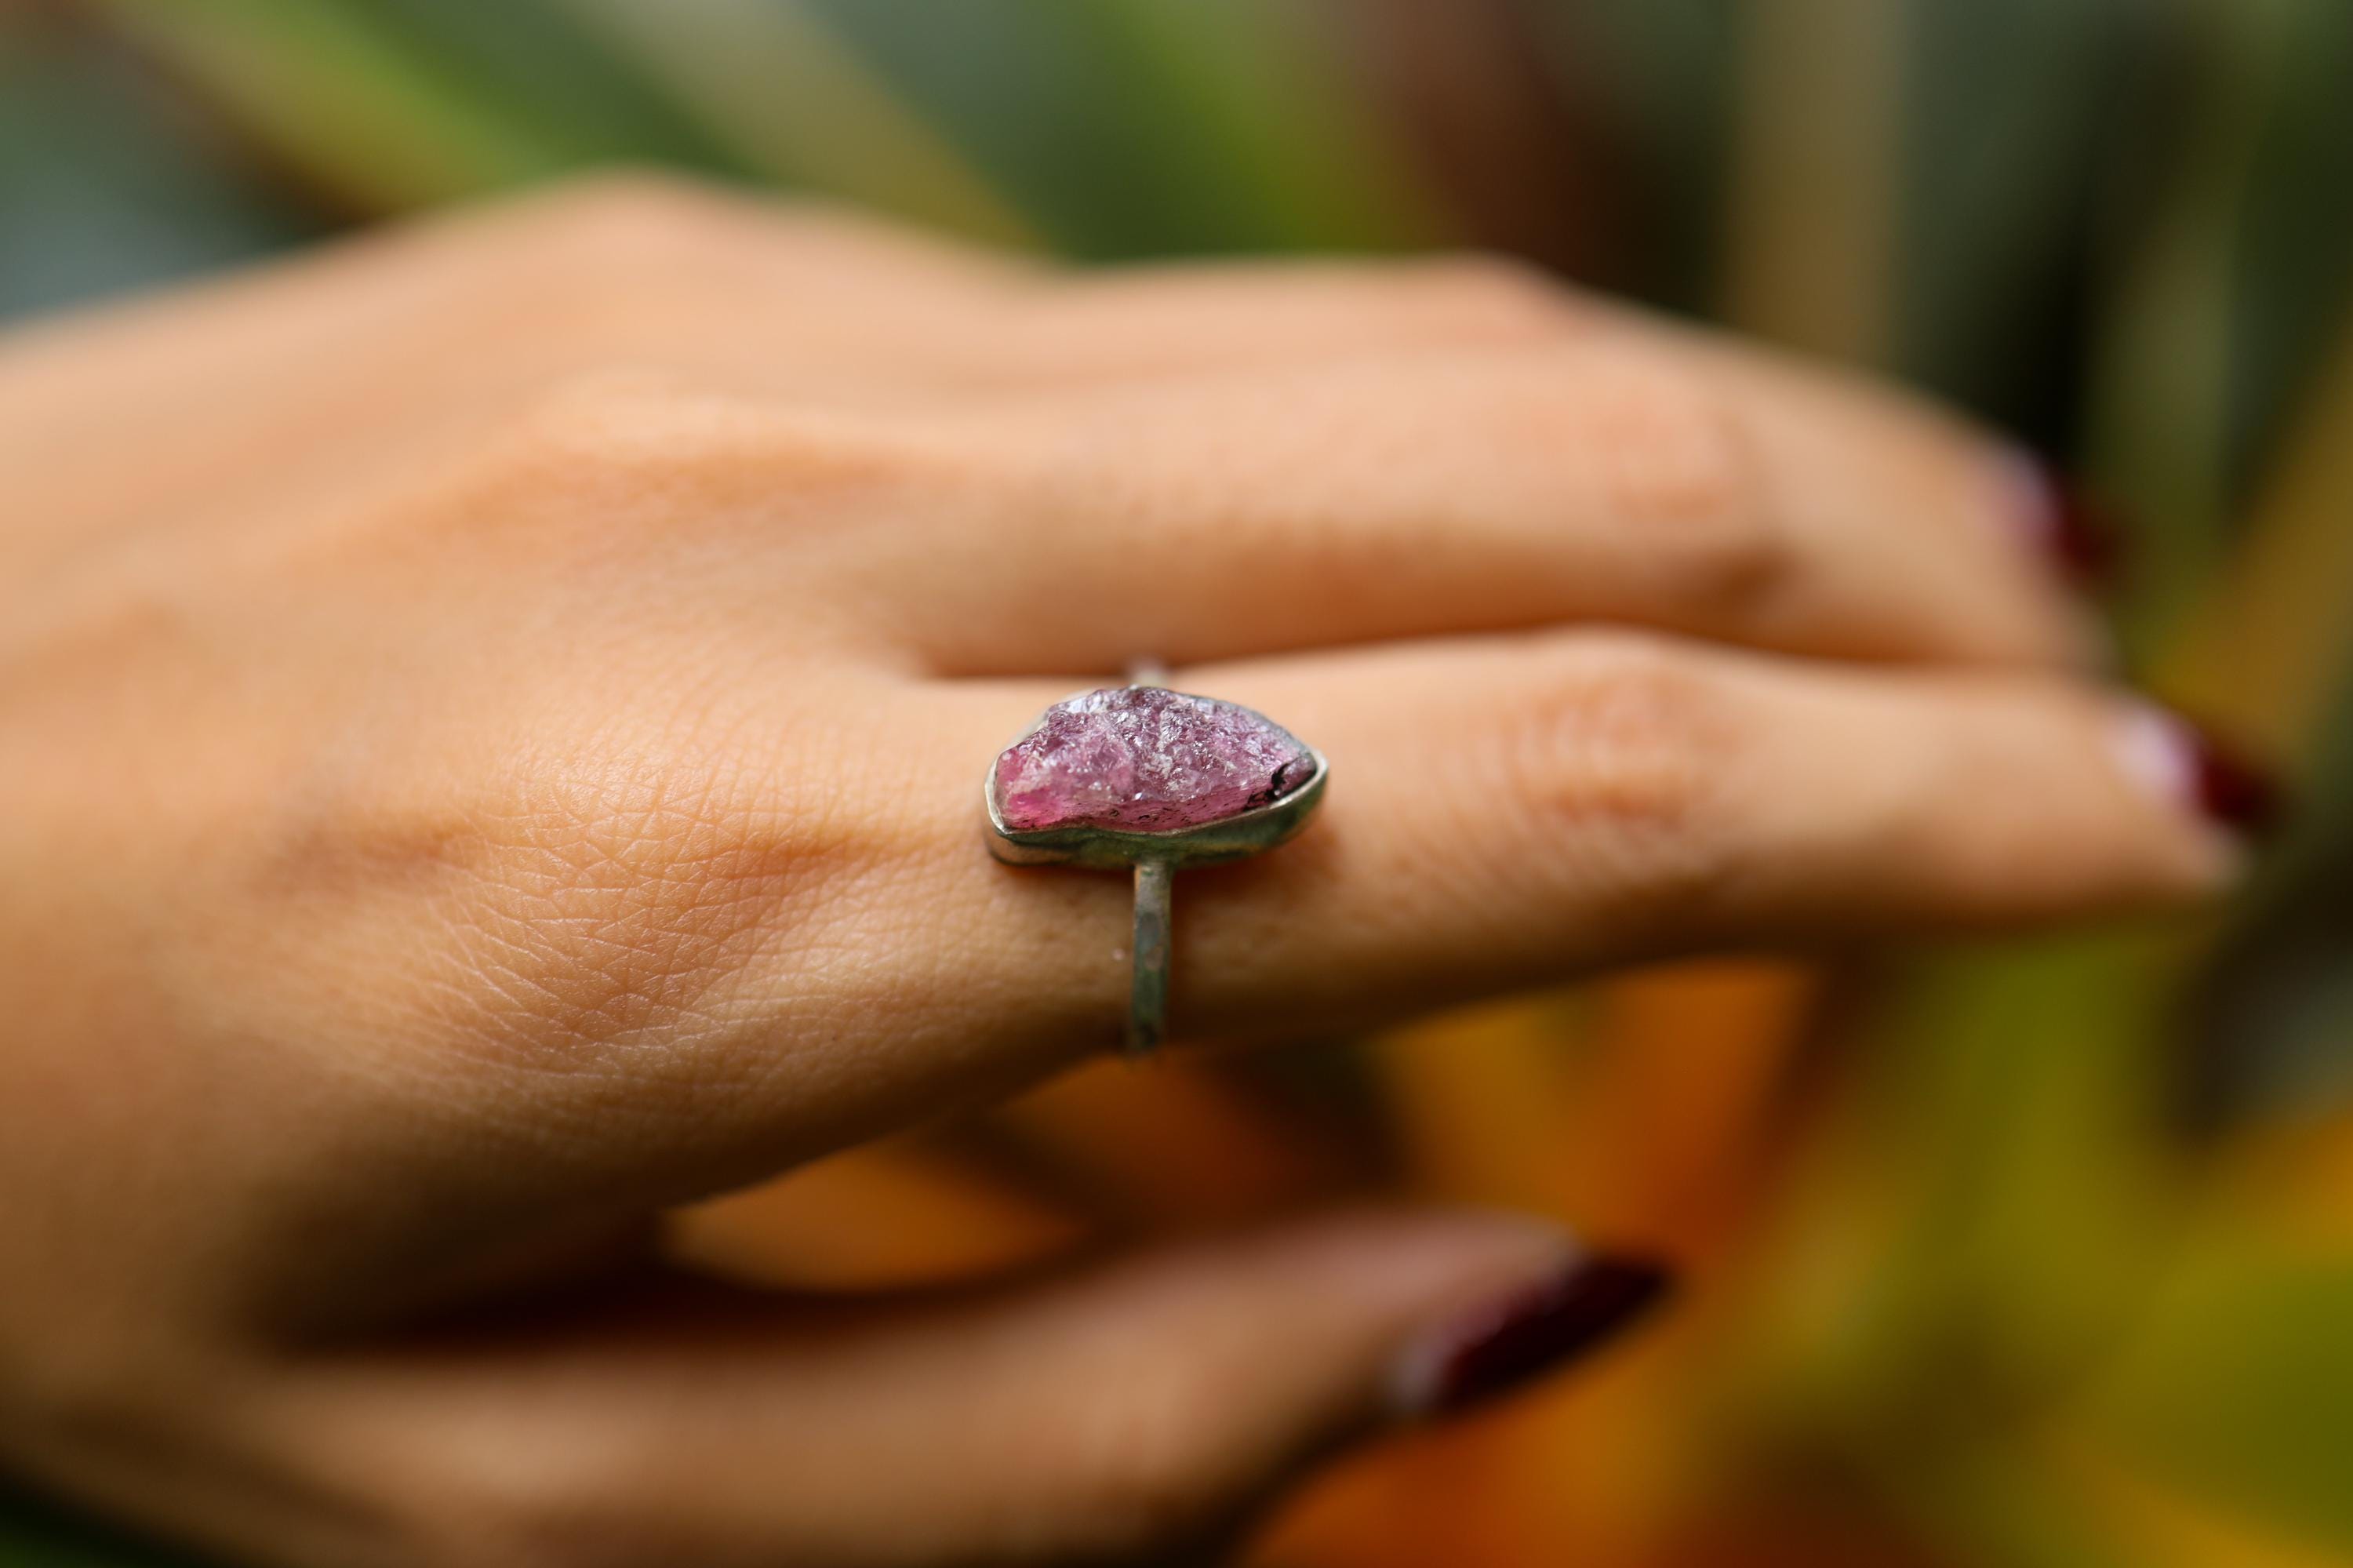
(820, 1208, 1674, 1562)
(928, 1210, 1669, 1559)
(285, 1212, 1670, 1567)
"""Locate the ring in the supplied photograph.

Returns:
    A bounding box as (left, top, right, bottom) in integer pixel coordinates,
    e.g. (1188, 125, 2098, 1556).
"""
(984, 665, 1328, 1057)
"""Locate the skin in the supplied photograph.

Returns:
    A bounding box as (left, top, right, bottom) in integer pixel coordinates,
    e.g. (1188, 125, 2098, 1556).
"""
(0, 173, 2235, 1567)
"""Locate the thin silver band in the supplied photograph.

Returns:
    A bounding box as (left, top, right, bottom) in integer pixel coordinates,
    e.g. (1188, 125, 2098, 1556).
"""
(987, 657, 1323, 1062)
(1125, 657, 1172, 1054)
(1128, 859, 1172, 1057)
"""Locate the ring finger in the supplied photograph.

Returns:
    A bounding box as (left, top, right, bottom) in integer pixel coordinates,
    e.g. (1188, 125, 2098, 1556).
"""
(586, 630, 2239, 1188)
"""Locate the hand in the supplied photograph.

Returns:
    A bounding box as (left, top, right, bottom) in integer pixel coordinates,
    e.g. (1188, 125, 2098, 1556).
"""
(0, 175, 2249, 1567)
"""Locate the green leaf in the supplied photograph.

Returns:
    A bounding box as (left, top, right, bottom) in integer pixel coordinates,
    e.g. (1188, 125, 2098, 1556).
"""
(88, 0, 596, 206)
(1890, 0, 2151, 434)
(336, 0, 736, 173)
(2224, 0, 2353, 494)
(544, 0, 1031, 245)
(2078, 1237, 2353, 1553)
(802, 0, 1425, 257)
(1522, 0, 1740, 312)
(0, 23, 315, 321)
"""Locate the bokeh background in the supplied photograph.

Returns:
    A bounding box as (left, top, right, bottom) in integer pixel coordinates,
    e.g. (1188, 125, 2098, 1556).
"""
(5, 2, 2352, 1564)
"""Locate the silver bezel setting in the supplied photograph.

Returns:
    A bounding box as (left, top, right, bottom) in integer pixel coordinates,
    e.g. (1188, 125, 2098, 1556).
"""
(982, 686, 1327, 1055)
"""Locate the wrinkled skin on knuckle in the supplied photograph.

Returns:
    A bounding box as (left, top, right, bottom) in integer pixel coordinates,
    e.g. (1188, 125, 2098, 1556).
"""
(435, 374, 794, 566)
(378, 375, 911, 558)
(528, 378, 989, 567)
(282, 373, 986, 675)
(1584, 352, 1787, 610)
(1482, 638, 1747, 942)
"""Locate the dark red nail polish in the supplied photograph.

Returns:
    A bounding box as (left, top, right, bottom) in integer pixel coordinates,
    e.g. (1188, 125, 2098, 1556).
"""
(2118, 704, 2289, 841)
(2011, 460, 2126, 591)
(2176, 718, 2286, 838)
(1395, 1256, 1673, 1418)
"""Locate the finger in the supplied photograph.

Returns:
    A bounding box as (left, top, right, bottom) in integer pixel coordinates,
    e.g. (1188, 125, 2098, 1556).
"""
(866, 336, 2095, 675)
(268, 1213, 1668, 1568)
(918, 633, 2235, 1051)
(482, 630, 2244, 1208)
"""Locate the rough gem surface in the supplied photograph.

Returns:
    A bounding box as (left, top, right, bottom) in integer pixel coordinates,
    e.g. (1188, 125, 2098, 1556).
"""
(993, 687, 1315, 834)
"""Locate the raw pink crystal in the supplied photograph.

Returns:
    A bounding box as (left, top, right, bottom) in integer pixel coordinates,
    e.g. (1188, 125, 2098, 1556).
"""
(993, 687, 1315, 834)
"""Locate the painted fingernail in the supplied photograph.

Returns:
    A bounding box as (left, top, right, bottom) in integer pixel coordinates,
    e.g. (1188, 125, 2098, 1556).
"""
(1999, 455, 2125, 591)
(2114, 703, 2287, 840)
(1390, 1255, 1673, 1419)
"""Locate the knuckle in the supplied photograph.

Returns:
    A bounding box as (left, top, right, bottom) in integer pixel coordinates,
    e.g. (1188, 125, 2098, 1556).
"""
(1046, 1366, 1256, 1555)
(320, 372, 686, 566)
(402, 1435, 663, 1568)
(1588, 354, 1787, 609)
(1493, 637, 1744, 924)
(493, 369, 687, 486)
(438, 372, 970, 554)
(1395, 252, 1585, 337)
(487, 371, 728, 509)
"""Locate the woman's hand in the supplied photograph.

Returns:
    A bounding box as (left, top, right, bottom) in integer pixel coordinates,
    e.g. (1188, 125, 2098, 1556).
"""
(0, 175, 2249, 1567)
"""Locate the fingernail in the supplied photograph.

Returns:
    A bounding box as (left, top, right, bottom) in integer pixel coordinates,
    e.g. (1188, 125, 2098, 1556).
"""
(1390, 1254, 1673, 1419)
(1998, 455, 2125, 591)
(2113, 702, 2287, 840)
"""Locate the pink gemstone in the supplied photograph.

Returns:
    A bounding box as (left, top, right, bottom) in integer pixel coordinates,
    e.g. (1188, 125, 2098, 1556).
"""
(993, 687, 1315, 834)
